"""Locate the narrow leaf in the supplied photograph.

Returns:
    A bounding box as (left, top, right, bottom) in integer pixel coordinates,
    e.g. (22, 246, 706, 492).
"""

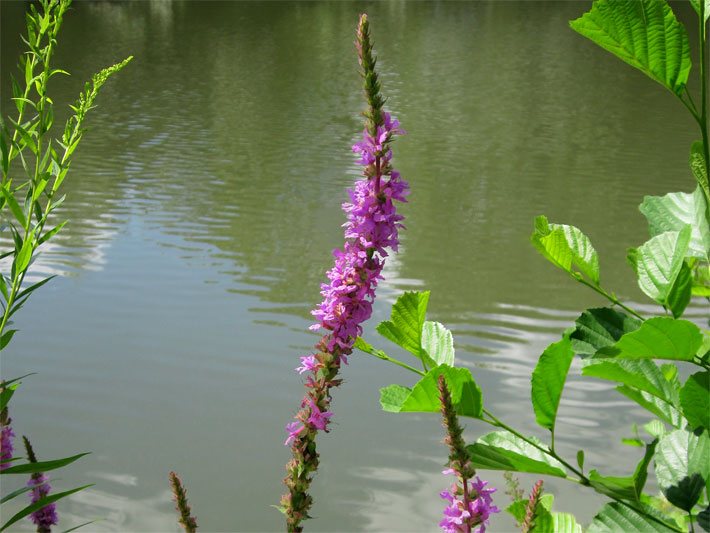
(0, 485, 92, 532)
(1, 452, 89, 475)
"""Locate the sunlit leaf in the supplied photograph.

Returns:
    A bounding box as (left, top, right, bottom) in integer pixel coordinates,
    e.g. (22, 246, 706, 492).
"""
(376, 291, 434, 368)
(654, 429, 709, 512)
(467, 431, 567, 477)
(531, 334, 574, 432)
(531, 216, 600, 283)
(421, 321, 454, 366)
(679, 371, 710, 430)
(582, 359, 679, 405)
(587, 502, 677, 532)
(570, 0, 691, 95)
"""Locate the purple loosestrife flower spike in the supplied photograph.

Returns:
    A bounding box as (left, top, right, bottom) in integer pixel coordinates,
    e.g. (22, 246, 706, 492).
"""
(169, 471, 198, 533)
(521, 480, 544, 533)
(438, 376, 499, 533)
(281, 14, 409, 532)
(23, 436, 58, 533)
(0, 403, 14, 471)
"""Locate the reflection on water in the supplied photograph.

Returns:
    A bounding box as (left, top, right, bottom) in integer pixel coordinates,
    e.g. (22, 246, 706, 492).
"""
(1, 1, 707, 531)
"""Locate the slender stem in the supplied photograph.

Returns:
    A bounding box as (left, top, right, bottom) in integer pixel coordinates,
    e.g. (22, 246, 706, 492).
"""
(574, 276, 645, 321)
(689, 512, 696, 533)
(699, 0, 710, 203)
(361, 347, 425, 376)
(683, 87, 701, 119)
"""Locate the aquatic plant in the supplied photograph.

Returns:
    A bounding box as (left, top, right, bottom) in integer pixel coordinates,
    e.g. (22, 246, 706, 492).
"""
(356, 1, 710, 531)
(0, 0, 130, 530)
(169, 471, 198, 533)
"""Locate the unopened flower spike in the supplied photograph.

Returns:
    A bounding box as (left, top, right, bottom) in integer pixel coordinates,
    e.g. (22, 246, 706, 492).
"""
(281, 13, 409, 532)
(169, 471, 198, 533)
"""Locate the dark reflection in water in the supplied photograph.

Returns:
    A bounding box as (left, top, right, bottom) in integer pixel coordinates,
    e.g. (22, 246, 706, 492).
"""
(1, 2, 706, 531)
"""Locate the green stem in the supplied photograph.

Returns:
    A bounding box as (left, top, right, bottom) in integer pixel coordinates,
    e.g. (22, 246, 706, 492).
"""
(699, 0, 710, 205)
(361, 347, 425, 376)
(575, 277, 645, 321)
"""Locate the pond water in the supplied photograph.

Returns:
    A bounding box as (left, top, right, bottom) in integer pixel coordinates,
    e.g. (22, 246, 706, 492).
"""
(1, 1, 706, 531)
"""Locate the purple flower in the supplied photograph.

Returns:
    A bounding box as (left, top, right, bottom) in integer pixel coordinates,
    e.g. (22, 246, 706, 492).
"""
(439, 477, 499, 533)
(27, 473, 58, 530)
(284, 422, 304, 447)
(296, 355, 319, 375)
(306, 399, 333, 431)
(0, 424, 14, 471)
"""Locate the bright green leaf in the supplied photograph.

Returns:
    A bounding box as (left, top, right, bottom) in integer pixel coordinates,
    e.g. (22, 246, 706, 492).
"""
(531, 334, 575, 432)
(379, 384, 410, 413)
(582, 359, 679, 405)
(1, 186, 27, 229)
(587, 502, 677, 532)
(376, 291, 434, 367)
(571, 307, 641, 355)
(570, 0, 692, 95)
(467, 431, 567, 477)
(594, 317, 702, 362)
(654, 429, 710, 511)
(639, 185, 710, 259)
(679, 371, 710, 430)
(665, 261, 692, 318)
(618, 385, 683, 428)
(421, 321, 455, 366)
(531, 216, 600, 283)
(536, 511, 583, 533)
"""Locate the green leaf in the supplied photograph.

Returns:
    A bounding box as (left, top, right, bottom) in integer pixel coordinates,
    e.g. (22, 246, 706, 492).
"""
(588, 440, 655, 502)
(0, 382, 18, 412)
(421, 321, 455, 366)
(531, 334, 575, 432)
(570, 0, 691, 95)
(690, 0, 710, 21)
(535, 511, 583, 533)
(665, 261, 692, 318)
(0, 485, 32, 504)
(571, 307, 641, 355)
(379, 365, 483, 418)
(1, 452, 89, 475)
(376, 291, 434, 367)
(0, 329, 17, 351)
(594, 317, 703, 362)
(506, 494, 555, 525)
(531, 216, 600, 283)
(680, 372, 710, 430)
(467, 431, 567, 477)
(640, 185, 710, 259)
(16, 275, 56, 300)
(14, 231, 34, 275)
(654, 429, 710, 511)
(0, 485, 92, 532)
(582, 359, 679, 405)
(691, 141, 710, 205)
(644, 419, 667, 439)
(618, 385, 683, 428)
(628, 227, 692, 309)
(1, 186, 27, 229)
(587, 502, 677, 532)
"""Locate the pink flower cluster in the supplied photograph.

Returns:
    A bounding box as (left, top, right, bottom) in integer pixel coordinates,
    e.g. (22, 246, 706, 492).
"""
(28, 473, 59, 529)
(285, 111, 408, 444)
(440, 474, 499, 533)
(0, 424, 14, 471)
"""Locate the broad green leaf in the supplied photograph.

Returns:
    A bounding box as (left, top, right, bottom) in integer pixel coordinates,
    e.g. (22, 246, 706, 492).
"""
(531, 216, 600, 283)
(589, 439, 655, 502)
(1, 452, 89, 475)
(421, 321, 455, 366)
(594, 317, 702, 362)
(535, 511, 583, 533)
(0, 484, 92, 532)
(379, 365, 482, 418)
(0, 382, 19, 412)
(680, 371, 710, 430)
(467, 431, 567, 478)
(644, 419, 667, 439)
(654, 429, 710, 511)
(587, 502, 677, 532)
(376, 291, 434, 367)
(571, 307, 641, 355)
(639, 186, 710, 259)
(628, 227, 692, 309)
(618, 385, 683, 428)
(582, 359, 679, 405)
(531, 335, 574, 432)
(665, 261, 692, 318)
(570, 0, 691, 95)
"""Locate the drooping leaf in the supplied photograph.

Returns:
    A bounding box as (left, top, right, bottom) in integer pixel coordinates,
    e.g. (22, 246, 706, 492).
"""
(379, 365, 482, 418)
(571, 307, 641, 355)
(582, 359, 679, 405)
(627, 226, 692, 309)
(531, 216, 600, 283)
(594, 317, 703, 362)
(467, 431, 567, 478)
(421, 321, 455, 366)
(531, 334, 575, 432)
(640, 186, 710, 259)
(618, 385, 683, 428)
(570, 0, 692, 95)
(588, 440, 655, 502)
(0, 485, 92, 532)
(376, 291, 434, 367)
(587, 502, 678, 532)
(679, 371, 710, 430)
(654, 429, 710, 512)
(1, 452, 89, 475)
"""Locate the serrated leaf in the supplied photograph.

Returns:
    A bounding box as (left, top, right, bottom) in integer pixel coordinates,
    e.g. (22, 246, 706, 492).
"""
(421, 321, 455, 366)
(640, 186, 710, 259)
(582, 359, 679, 405)
(571, 307, 641, 355)
(467, 431, 567, 477)
(680, 371, 710, 430)
(654, 429, 709, 511)
(531, 334, 575, 432)
(570, 0, 691, 95)
(376, 291, 434, 367)
(628, 227, 692, 308)
(588, 502, 677, 532)
(594, 317, 703, 362)
(618, 385, 683, 428)
(531, 216, 600, 283)
(379, 365, 482, 418)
